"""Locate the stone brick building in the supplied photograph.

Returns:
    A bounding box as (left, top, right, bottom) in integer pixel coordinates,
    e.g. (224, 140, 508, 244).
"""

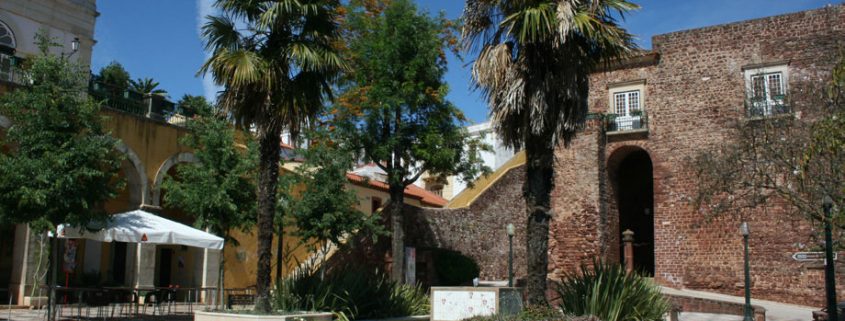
(405, 4, 845, 307)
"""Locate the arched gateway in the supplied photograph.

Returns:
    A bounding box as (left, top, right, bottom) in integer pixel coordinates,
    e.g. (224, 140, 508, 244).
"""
(607, 146, 655, 276)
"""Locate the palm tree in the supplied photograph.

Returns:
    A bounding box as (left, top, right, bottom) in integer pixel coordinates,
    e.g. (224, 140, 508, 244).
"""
(129, 77, 167, 96)
(199, 0, 344, 312)
(462, 0, 638, 305)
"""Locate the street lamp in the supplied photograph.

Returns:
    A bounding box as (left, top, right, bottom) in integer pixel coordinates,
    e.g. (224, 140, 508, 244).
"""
(823, 195, 837, 321)
(506, 223, 515, 287)
(740, 221, 753, 321)
(61, 37, 80, 59)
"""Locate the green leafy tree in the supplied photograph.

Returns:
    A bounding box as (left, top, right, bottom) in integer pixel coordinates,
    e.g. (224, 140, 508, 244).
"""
(0, 31, 124, 319)
(462, 0, 638, 304)
(0, 32, 124, 232)
(199, 0, 345, 311)
(161, 113, 257, 306)
(129, 77, 168, 96)
(286, 124, 384, 270)
(693, 57, 845, 241)
(97, 60, 131, 96)
(177, 94, 215, 117)
(339, 0, 489, 283)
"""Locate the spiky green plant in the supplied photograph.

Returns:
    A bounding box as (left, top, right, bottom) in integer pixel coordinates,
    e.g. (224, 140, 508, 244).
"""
(556, 262, 668, 321)
(273, 262, 428, 320)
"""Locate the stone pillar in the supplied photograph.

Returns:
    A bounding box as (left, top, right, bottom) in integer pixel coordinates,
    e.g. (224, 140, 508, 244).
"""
(125, 243, 137, 287)
(82, 239, 101, 274)
(134, 243, 156, 289)
(200, 249, 220, 304)
(622, 229, 635, 274)
(11, 225, 49, 307)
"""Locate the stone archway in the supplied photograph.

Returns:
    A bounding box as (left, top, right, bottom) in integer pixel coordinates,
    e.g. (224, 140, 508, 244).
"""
(151, 152, 198, 207)
(607, 146, 655, 276)
(115, 142, 149, 209)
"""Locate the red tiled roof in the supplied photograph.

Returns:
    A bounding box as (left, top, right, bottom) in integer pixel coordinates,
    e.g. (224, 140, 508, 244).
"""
(345, 173, 447, 207)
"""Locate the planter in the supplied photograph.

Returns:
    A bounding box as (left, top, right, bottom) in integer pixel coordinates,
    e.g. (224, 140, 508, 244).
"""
(194, 310, 333, 321)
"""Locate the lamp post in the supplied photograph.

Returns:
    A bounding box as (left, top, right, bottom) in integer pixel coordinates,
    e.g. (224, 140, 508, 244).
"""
(823, 195, 837, 321)
(506, 223, 515, 287)
(741, 221, 753, 321)
(61, 37, 79, 59)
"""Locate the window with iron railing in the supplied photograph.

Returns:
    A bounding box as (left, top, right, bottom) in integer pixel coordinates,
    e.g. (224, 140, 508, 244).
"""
(607, 86, 648, 133)
(744, 64, 790, 117)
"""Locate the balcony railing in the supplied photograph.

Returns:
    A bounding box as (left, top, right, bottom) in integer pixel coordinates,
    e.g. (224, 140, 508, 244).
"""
(746, 97, 790, 118)
(606, 112, 648, 133)
(88, 76, 190, 127)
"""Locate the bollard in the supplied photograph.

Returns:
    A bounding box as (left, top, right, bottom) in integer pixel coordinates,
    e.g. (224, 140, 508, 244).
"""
(623, 229, 635, 274)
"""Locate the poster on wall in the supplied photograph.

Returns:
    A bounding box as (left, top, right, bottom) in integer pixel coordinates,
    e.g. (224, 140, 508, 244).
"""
(405, 246, 416, 285)
(63, 239, 77, 273)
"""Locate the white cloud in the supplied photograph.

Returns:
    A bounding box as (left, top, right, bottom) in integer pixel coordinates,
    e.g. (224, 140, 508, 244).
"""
(196, 0, 221, 102)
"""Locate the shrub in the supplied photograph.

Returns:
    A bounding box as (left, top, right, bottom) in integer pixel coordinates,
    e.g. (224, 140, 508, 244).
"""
(556, 262, 668, 321)
(432, 249, 480, 286)
(273, 263, 428, 320)
(463, 306, 590, 321)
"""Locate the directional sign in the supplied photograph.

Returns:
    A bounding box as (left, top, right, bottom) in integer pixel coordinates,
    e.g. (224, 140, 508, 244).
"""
(792, 252, 837, 262)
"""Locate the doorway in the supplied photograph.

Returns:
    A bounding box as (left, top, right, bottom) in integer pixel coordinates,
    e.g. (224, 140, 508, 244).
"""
(610, 148, 655, 276)
(112, 242, 127, 285)
(0, 225, 14, 303)
(157, 248, 173, 287)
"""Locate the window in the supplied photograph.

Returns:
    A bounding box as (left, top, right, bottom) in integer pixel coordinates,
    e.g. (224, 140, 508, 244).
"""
(614, 90, 640, 116)
(0, 19, 16, 83)
(0, 19, 14, 50)
(608, 80, 647, 132)
(426, 184, 444, 197)
(0, 53, 14, 82)
(744, 64, 789, 117)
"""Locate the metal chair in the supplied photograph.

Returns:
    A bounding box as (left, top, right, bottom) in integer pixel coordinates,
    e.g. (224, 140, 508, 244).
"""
(110, 289, 137, 318)
(84, 290, 111, 320)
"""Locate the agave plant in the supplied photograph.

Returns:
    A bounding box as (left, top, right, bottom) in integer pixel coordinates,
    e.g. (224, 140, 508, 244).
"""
(556, 262, 668, 321)
(273, 261, 428, 320)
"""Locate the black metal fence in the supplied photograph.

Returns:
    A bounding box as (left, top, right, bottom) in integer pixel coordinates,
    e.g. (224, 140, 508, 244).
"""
(606, 112, 649, 132)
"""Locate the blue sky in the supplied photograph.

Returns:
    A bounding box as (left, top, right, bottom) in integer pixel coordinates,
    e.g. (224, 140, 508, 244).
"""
(91, 0, 833, 123)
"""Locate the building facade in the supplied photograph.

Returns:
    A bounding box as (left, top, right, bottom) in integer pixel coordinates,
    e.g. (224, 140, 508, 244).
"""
(406, 5, 845, 307)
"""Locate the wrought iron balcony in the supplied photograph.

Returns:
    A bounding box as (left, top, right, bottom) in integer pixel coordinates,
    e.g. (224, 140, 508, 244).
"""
(606, 112, 648, 134)
(746, 97, 790, 118)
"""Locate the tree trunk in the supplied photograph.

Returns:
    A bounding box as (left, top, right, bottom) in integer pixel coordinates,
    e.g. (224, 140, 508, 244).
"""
(254, 131, 281, 312)
(389, 185, 406, 283)
(524, 136, 554, 306)
(275, 230, 284, 284)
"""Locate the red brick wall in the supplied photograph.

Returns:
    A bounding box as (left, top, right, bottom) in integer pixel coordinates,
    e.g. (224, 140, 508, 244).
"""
(403, 4, 845, 308)
(404, 165, 528, 280)
(561, 4, 845, 306)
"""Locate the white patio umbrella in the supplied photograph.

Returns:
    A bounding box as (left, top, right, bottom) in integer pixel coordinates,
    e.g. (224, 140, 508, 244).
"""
(56, 209, 223, 250)
(46, 209, 224, 321)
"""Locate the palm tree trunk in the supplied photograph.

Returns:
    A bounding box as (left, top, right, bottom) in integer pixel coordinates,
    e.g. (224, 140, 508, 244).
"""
(255, 130, 281, 312)
(389, 185, 406, 283)
(524, 136, 554, 306)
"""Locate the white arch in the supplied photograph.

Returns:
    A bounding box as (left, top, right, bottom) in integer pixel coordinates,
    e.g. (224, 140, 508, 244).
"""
(115, 141, 149, 208)
(151, 152, 198, 206)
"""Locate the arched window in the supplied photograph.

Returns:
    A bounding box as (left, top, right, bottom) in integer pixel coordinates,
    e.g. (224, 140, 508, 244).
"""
(0, 19, 15, 51)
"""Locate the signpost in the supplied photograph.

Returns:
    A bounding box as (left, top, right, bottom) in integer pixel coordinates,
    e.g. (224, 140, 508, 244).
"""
(792, 252, 837, 262)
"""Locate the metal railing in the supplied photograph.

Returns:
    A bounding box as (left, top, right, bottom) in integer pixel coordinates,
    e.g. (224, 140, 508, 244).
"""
(746, 99, 791, 118)
(88, 76, 190, 127)
(37, 285, 219, 320)
(606, 112, 648, 133)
